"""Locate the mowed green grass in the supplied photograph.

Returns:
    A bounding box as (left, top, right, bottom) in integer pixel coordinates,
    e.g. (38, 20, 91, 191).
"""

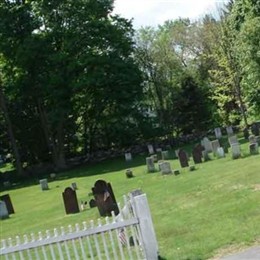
(0, 139, 260, 259)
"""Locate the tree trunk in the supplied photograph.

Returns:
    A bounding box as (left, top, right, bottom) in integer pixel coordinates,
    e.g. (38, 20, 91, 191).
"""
(0, 86, 24, 176)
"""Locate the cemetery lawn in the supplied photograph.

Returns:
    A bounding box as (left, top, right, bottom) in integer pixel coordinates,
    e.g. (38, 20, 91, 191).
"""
(0, 140, 260, 259)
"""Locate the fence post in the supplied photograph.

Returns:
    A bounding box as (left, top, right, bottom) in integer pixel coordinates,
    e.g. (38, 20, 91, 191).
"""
(132, 194, 158, 260)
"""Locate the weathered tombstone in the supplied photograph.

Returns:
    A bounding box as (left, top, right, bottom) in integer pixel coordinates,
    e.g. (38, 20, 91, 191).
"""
(71, 182, 78, 190)
(231, 143, 241, 159)
(249, 135, 256, 144)
(201, 137, 212, 152)
(62, 187, 80, 214)
(226, 126, 234, 136)
(228, 135, 238, 146)
(50, 173, 56, 179)
(249, 143, 259, 155)
(243, 128, 249, 140)
(0, 201, 9, 220)
(159, 161, 172, 175)
(125, 169, 134, 178)
(158, 160, 164, 171)
(161, 150, 169, 160)
(216, 147, 225, 158)
(0, 194, 14, 214)
(202, 150, 211, 161)
(39, 179, 49, 191)
(251, 123, 260, 136)
(147, 144, 154, 155)
(211, 140, 220, 156)
(146, 157, 156, 173)
(178, 149, 189, 168)
(92, 180, 119, 216)
(125, 152, 132, 162)
(214, 127, 222, 139)
(192, 145, 203, 164)
(89, 199, 97, 208)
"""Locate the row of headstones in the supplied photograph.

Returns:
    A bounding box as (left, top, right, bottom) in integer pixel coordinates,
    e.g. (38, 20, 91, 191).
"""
(38, 178, 119, 217)
(0, 194, 15, 220)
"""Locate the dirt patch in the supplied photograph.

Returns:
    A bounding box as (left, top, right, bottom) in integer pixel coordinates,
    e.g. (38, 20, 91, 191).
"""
(252, 184, 260, 191)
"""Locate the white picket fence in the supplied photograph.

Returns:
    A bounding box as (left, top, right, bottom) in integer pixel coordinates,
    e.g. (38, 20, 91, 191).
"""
(0, 193, 159, 260)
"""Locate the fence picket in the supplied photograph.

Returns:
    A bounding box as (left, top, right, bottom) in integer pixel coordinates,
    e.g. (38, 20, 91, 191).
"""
(0, 193, 158, 260)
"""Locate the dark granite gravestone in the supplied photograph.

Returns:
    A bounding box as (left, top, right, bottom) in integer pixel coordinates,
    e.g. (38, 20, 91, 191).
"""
(178, 149, 189, 168)
(92, 180, 119, 217)
(89, 199, 97, 208)
(62, 187, 80, 214)
(192, 144, 204, 164)
(0, 194, 15, 214)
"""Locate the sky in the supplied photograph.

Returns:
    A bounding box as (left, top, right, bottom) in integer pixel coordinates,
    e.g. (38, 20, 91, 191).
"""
(113, 0, 229, 28)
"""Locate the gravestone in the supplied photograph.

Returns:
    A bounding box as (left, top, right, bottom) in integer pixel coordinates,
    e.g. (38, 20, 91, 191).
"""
(161, 151, 169, 160)
(214, 127, 222, 139)
(249, 143, 259, 155)
(249, 135, 256, 144)
(62, 187, 80, 214)
(228, 135, 238, 146)
(178, 149, 189, 168)
(0, 194, 14, 214)
(216, 147, 225, 158)
(211, 140, 220, 156)
(50, 173, 56, 179)
(125, 152, 132, 162)
(147, 144, 154, 155)
(202, 150, 211, 161)
(226, 126, 234, 136)
(125, 169, 134, 178)
(89, 199, 97, 208)
(192, 145, 203, 164)
(0, 201, 9, 220)
(201, 137, 213, 152)
(160, 161, 172, 175)
(92, 180, 119, 217)
(231, 143, 241, 159)
(146, 157, 156, 172)
(71, 182, 78, 190)
(39, 179, 49, 191)
(243, 128, 249, 140)
(251, 123, 260, 136)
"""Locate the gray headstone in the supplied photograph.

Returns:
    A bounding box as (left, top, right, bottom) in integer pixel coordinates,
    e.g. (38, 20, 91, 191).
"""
(211, 140, 220, 156)
(249, 135, 256, 144)
(39, 179, 49, 191)
(231, 143, 241, 159)
(216, 147, 225, 158)
(0, 201, 9, 219)
(125, 169, 134, 178)
(226, 126, 234, 136)
(71, 182, 78, 190)
(50, 173, 56, 179)
(147, 144, 154, 154)
(249, 143, 259, 155)
(175, 149, 180, 158)
(214, 127, 222, 139)
(146, 157, 156, 173)
(160, 161, 172, 175)
(125, 152, 132, 162)
(228, 135, 238, 146)
(161, 150, 169, 160)
(201, 137, 213, 152)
